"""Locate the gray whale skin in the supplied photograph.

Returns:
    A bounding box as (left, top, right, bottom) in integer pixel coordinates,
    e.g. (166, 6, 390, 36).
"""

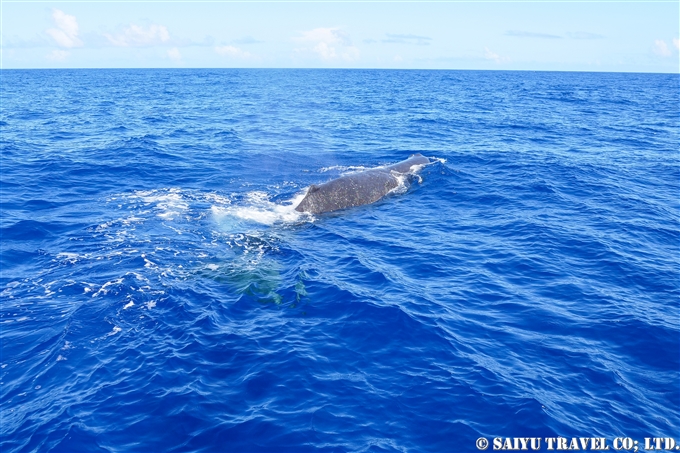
(295, 154, 430, 214)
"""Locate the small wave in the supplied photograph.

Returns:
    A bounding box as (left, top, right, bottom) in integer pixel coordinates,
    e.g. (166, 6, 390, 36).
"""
(55, 252, 82, 264)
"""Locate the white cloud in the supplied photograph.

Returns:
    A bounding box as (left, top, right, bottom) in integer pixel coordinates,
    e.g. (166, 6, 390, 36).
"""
(47, 49, 70, 61)
(105, 24, 170, 47)
(505, 30, 562, 39)
(566, 32, 605, 40)
(673, 38, 679, 50)
(46, 9, 82, 48)
(484, 47, 509, 64)
(167, 47, 181, 61)
(295, 28, 351, 46)
(215, 45, 252, 59)
(293, 27, 360, 62)
(383, 34, 432, 46)
(653, 39, 671, 57)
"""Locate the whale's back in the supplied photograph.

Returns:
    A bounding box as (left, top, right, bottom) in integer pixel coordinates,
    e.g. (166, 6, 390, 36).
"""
(295, 154, 430, 214)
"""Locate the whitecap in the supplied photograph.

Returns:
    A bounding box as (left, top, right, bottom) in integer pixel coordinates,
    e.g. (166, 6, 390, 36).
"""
(106, 326, 122, 337)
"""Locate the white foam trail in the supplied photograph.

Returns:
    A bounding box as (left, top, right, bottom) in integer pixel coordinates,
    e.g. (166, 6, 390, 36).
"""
(130, 188, 189, 220)
(212, 190, 306, 228)
(203, 193, 231, 205)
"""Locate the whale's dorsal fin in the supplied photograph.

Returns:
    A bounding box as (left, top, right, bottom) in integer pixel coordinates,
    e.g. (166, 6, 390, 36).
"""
(309, 184, 320, 193)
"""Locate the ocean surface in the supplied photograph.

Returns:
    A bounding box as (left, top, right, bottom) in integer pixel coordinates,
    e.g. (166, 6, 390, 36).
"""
(1, 69, 678, 453)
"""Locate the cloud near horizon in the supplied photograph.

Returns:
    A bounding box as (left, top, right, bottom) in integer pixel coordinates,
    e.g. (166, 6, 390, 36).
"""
(46, 9, 82, 48)
(105, 24, 170, 47)
(653, 39, 672, 57)
(47, 49, 70, 61)
(293, 27, 359, 62)
(506, 30, 608, 41)
(505, 30, 562, 39)
(167, 47, 181, 62)
(214, 45, 252, 59)
(383, 34, 432, 46)
(484, 47, 509, 64)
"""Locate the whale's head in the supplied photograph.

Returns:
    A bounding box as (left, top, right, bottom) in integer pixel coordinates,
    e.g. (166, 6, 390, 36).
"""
(295, 184, 322, 213)
(388, 153, 430, 173)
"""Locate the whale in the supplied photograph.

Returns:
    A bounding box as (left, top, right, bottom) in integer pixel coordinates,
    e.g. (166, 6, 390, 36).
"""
(295, 154, 430, 214)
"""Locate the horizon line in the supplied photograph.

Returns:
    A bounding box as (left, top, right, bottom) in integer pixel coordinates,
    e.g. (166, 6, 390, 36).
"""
(3, 0, 678, 3)
(1, 67, 678, 75)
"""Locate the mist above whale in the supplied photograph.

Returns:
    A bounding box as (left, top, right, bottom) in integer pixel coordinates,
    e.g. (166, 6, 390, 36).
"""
(295, 154, 430, 214)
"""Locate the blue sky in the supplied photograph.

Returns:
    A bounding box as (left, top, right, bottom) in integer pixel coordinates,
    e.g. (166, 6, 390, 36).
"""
(2, 1, 678, 72)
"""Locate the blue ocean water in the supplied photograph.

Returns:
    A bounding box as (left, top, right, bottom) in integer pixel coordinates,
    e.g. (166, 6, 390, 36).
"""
(1, 69, 678, 453)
